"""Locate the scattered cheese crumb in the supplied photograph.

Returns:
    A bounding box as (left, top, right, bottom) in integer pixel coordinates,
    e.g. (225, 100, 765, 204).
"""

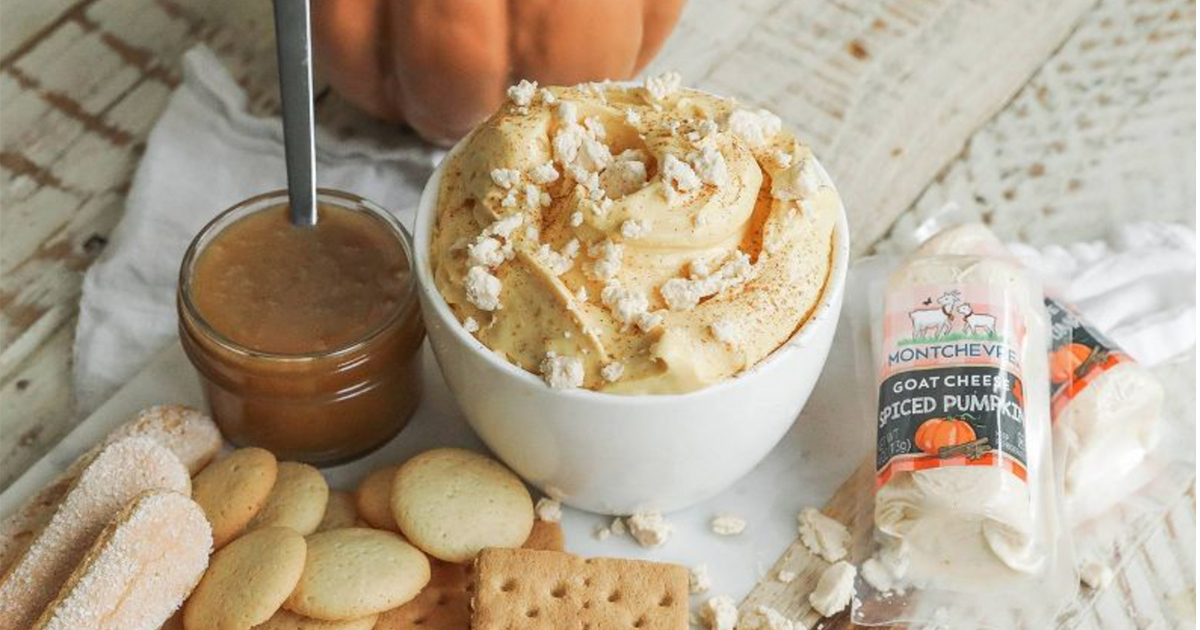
(661, 153, 702, 202)
(586, 239, 624, 281)
(574, 286, 589, 303)
(594, 524, 611, 540)
(660, 252, 755, 311)
(727, 108, 782, 146)
(535, 498, 562, 522)
(689, 564, 712, 594)
(772, 158, 821, 202)
(688, 141, 729, 187)
(601, 362, 624, 383)
(507, 79, 538, 106)
(809, 561, 856, 617)
(643, 71, 682, 102)
(536, 239, 581, 276)
(620, 219, 652, 239)
(711, 320, 739, 345)
(860, 558, 896, 593)
(490, 168, 521, 190)
(797, 508, 850, 563)
(740, 605, 801, 630)
(601, 154, 649, 198)
(776, 570, 797, 584)
(530, 161, 560, 184)
(601, 281, 662, 332)
(538, 87, 557, 105)
(624, 108, 642, 125)
(700, 595, 739, 630)
(610, 517, 627, 536)
(539, 351, 584, 389)
(467, 236, 507, 269)
(1080, 560, 1114, 590)
(570, 211, 584, 227)
(465, 266, 502, 311)
(710, 514, 747, 536)
(626, 510, 672, 547)
(462, 317, 480, 333)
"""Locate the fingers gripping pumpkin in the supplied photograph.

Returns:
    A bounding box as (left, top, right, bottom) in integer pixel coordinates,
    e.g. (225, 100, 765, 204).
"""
(914, 417, 977, 455)
(1049, 342, 1091, 384)
(312, 0, 688, 145)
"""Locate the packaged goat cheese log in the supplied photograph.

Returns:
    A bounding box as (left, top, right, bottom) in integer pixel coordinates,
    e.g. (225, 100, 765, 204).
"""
(912, 224, 1166, 525)
(853, 244, 1075, 629)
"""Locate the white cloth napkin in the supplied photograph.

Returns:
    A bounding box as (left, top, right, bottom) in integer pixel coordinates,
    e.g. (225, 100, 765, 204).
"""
(73, 46, 1197, 420)
(73, 46, 442, 415)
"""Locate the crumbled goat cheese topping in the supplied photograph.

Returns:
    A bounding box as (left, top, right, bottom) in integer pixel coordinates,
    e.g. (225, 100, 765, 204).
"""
(601, 362, 624, 383)
(809, 561, 856, 617)
(624, 108, 642, 125)
(507, 79, 538, 106)
(601, 281, 662, 332)
(772, 157, 821, 202)
(538, 88, 557, 105)
(490, 168, 521, 190)
(530, 161, 560, 184)
(535, 498, 562, 522)
(660, 251, 755, 311)
(688, 141, 729, 187)
(586, 239, 624, 281)
(710, 514, 747, 536)
(700, 595, 739, 630)
(711, 319, 739, 345)
(797, 507, 850, 563)
(621, 219, 652, 239)
(539, 351, 584, 389)
(537, 238, 581, 276)
(689, 564, 712, 594)
(467, 236, 507, 269)
(465, 266, 503, 311)
(662, 153, 702, 202)
(570, 211, 584, 227)
(727, 108, 782, 147)
(626, 510, 673, 547)
(774, 149, 794, 169)
(574, 286, 589, 303)
(601, 153, 649, 198)
(462, 317, 480, 333)
(643, 71, 682, 102)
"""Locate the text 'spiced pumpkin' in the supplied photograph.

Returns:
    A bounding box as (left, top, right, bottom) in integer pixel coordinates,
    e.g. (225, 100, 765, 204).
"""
(914, 417, 977, 456)
(1049, 342, 1091, 384)
(313, 0, 689, 145)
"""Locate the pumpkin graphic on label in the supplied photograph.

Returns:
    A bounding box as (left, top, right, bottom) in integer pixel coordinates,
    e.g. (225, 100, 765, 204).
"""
(1049, 343, 1091, 384)
(914, 417, 977, 455)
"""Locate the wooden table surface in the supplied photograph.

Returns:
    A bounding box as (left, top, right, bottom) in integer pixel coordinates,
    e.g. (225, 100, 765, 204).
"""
(0, 0, 1194, 627)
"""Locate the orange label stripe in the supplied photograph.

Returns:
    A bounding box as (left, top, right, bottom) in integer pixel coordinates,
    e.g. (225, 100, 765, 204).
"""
(876, 451, 1029, 489)
(1050, 352, 1128, 418)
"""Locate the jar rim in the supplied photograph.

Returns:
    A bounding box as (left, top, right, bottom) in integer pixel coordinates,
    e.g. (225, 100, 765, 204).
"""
(177, 188, 419, 363)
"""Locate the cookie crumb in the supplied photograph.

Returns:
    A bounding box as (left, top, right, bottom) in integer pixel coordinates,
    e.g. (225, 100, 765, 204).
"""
(626, 510, 673, 547)
(689, 563, 712, 594)
(699, 595, 739, 630)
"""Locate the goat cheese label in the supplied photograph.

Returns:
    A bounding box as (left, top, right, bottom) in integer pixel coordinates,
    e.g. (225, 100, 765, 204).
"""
(1045, 297, 1132, 419)
(875, 284, 1029, 487)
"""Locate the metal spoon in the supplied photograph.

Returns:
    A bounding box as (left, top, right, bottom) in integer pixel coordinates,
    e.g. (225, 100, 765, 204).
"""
(273, 0, 317, 227)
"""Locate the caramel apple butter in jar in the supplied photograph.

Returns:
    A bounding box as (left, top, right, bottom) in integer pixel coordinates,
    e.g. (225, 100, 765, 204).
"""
(178, 189, 423, 464)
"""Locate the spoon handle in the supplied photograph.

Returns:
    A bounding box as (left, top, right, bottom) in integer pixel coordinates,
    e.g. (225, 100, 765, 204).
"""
(273, 0, 317, 227)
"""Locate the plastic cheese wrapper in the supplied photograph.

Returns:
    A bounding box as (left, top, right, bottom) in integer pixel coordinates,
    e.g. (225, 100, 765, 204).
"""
(850, 240, 1076, 629)
(900, 222, 1195, 594)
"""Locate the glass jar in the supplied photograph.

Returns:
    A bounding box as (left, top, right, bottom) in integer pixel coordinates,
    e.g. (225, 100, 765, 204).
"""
(178, 189, 424, 464)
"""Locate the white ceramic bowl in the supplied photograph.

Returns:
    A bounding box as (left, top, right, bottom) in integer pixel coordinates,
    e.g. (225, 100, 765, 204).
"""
(413, 143, 850, 515)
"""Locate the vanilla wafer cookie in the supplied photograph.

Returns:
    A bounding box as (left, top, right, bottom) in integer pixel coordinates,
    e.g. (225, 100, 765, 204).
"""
(0, 405, 220, 574)
(246, 462, 329, 536)
(0, 437, 191, 630)
(32, 491, 212, 630)
(355, 466, 400, 531)
(315, 491, 360, 533)
(192, 448, 279, 548)
(184, 527, 308, 630)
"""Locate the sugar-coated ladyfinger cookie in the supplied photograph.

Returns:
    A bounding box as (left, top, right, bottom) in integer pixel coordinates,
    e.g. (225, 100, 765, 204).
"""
(0, 405, 220, 574)
(31, 491, 212, 630)
(0, 437, 191, 630)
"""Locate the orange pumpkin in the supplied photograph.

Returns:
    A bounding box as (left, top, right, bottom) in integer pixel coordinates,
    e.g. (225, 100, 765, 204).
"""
(312, 0, 689, 145)
(1049, 343, 1091, 384)
(914, 417, 977, 456)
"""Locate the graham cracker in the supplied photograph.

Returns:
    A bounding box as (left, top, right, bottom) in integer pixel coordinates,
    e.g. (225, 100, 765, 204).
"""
(470, 548, 689, 630)
(374, 520, 563, 630)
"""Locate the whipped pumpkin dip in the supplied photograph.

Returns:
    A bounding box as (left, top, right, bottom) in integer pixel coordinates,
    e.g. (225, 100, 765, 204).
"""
(430, 74, 840, 394)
